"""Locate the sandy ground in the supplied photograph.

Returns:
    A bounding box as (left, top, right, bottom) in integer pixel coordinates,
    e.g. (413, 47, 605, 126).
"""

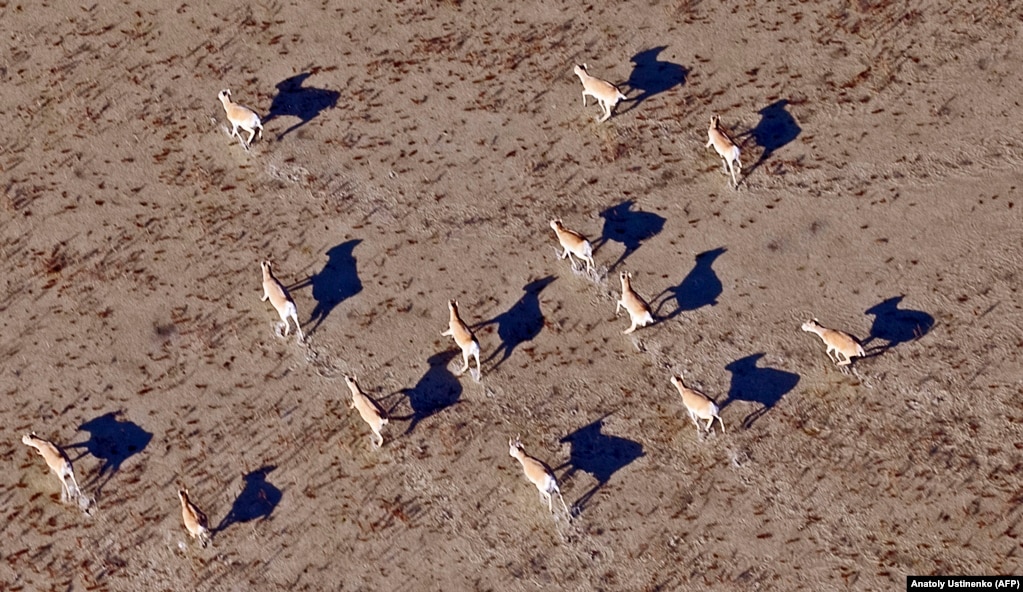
(2, 0, 1023, 590)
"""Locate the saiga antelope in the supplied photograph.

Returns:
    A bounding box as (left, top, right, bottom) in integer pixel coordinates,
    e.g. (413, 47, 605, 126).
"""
(706, 114, 742, 188)
(343, 375, 389, 448)
(616, 271, 654, 334)
(801, 318, 866, 366)
(177, 488, 212, 548)
(218, 89, 263, 150)
(21, 433, 85, 505)
(260, 260, 304, 343)
(441, 300, 481, 379)
(509, 436, 570, 516)
(550, 219, 595, 273)
(670, 373, 725, 434)
(573, 64, 627, 123)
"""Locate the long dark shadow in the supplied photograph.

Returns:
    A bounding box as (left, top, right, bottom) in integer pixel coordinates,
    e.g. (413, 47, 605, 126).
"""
(864, 296, 935, 354)
(73, 412, 152, 495)
(264, 72, 340, 140)
(596, 200, 666, 271)
(479, 276, 554, 371)
(655, 247, 726, 320)
(215, 466, 282, 533)
(739, 99, 801, 181)
(291, 239, 362, 336)
(621, 46, 688, 113)
(722, 354, 800, 429)
(400, 351, 462, 435)
(557, 416, 644, 513)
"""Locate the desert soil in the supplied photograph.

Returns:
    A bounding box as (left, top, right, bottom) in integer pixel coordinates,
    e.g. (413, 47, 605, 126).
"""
(2, 0, 1023, 590)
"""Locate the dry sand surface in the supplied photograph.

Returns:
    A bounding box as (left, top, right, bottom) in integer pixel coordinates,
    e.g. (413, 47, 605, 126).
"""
(3, 0, 1023, 590)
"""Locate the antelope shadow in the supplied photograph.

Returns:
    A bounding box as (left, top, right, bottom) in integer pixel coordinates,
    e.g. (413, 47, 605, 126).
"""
(721, 354, 800, 429)
(290, 239, 362, 336)
(73, 412, 152, 495)
(556, 416, 644, 513)
(215, 466, 282, 532)
(596, 200, 666, 271)
(655, 247, 726, 320)
(264, 72, 340, 140)
(864, 296, 935, 354)
(399, 350, 463, 435)
(622, 46, 688, 113)
(739, 99, 801, 181)
(479, 276, 554, 371)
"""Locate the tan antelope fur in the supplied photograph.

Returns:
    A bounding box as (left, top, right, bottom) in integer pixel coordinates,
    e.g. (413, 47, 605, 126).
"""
(550, 219, 595, 273)
(343, 375, 389, 448)
(441, 300, 481, 378)
(801, 318, 866, 366)
(260, 260, 304, 343)
(706, 115, 742, 188)
(218, 89, 263, 150)
(22, 433, 85, 505)
(670, 373, 725, 434)
(616, 271, 654, 334)
(573, 64, 627, 123)
(509, 437, 570, 515)
(178, 488, 211, 548)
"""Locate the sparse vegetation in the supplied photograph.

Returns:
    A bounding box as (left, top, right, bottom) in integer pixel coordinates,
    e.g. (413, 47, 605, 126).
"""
(4, 0, 1020, 589)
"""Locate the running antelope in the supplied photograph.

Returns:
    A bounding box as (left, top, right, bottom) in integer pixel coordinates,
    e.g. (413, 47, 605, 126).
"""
(343, 375, 389, 448)
(706, 115, 742, 188)
(509, 437, 570, 516)
(801, 318, 866, 366)
(441, 300, 481, 378)
(218, 89, 263, 150)
(670, 373, 725, 433)
(260, 260, 304, 343)
(573, 64, 627, 123)
(550, 219, 595, 273)
(177, 488, 211, 548)
(21, 433, 85, 506)
(616, 271, 654, 334)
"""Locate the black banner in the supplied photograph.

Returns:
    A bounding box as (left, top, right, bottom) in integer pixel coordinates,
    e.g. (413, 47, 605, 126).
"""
(907, 576, 1022, 590)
